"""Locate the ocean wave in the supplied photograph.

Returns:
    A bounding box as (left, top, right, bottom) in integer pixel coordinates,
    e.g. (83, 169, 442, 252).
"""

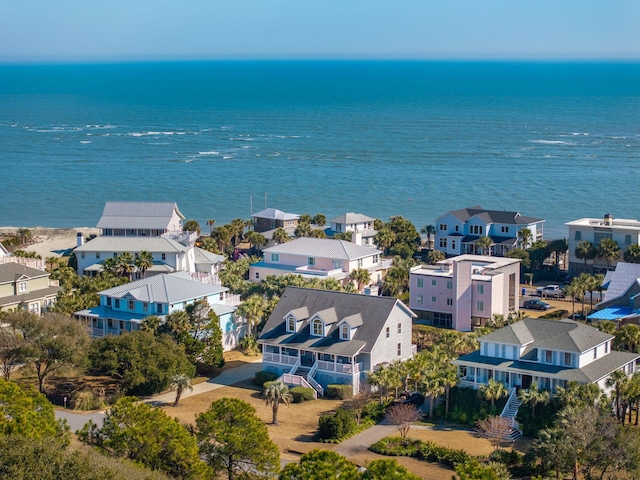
(198, 151, 219, 155)
(222, 156, 233, 159)
(530, 140, 575, 145)
(80, 141, 92, 144)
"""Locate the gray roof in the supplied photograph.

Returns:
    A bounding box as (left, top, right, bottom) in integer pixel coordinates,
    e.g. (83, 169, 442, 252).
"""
(97, 272, 227, 304)
(252, 208, 299, 221)
(75, 236, 189, 254)
(454, 349, 639, 384)
(478, 318, 613, 354)
(446, 206, 543, 225)
(258, 287, 414, 356)
(600, 262, 640, 304)
(96, 202, 184, 230)
(194, 247, 225, 265)
(0, 262, 49, 284)
(330, 212, 375, 224)
(0, 285, 62, 307)
(264, 237, 381, 260)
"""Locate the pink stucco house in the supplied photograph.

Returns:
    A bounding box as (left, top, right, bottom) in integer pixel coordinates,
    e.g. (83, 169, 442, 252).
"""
(409, 254, 521, 331)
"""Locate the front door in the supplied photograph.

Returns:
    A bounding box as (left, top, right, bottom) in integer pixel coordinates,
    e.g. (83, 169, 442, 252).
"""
(301, 351, 314, 367)
(522, 375, 532, 389)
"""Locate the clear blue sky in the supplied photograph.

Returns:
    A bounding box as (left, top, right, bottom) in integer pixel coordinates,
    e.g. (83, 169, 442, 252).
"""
(1, 0, 638, 63)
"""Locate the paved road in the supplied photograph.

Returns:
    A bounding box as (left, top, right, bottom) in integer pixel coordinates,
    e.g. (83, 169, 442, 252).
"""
(55, 359, 262, 431)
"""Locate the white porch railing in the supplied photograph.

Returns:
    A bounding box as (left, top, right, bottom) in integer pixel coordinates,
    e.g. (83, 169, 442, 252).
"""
(317, 360, 362, 374)
(262, 352, 298, 365)
(278, 373, 317, 399)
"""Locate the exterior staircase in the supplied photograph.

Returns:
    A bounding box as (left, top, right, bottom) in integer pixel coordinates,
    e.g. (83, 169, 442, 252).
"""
(277, 360, 324, 398)
(500, 388, 523, 441)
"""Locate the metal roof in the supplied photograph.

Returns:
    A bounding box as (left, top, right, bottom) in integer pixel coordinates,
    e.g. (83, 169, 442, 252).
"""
(194, 247, 225, 265)
(330, 212, 375, 225)
(600, 262, 640, 304)
(96, 202, 184, 229)
(252, 208, 300, 221)
(75, 236, 189, 254)
(588, 307, 639, 321)
(264, 237, 381, 260)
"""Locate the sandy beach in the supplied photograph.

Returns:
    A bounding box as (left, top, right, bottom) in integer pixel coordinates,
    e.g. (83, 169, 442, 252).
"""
(0, 227, 100, 259)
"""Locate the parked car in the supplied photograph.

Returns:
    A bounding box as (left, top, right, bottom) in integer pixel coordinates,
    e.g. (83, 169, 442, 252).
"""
(396, 391, 425, 406)
(523, 299, 552, 310)
(536, 284, 565, 298)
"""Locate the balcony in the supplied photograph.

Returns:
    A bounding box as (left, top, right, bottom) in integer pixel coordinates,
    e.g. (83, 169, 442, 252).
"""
(294, 265, 343, 278)
(263, 352, 298, 366)
(317, 360, 362, 375)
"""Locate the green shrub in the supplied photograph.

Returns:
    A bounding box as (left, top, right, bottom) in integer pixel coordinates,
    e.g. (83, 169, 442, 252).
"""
(326, 384, 353, 400)
(318, 415, 343, 440)
(290, 386, 315, 403)
(361, 399, 390, 422)
(489, 449, 522, 466)
(253, 370, 278, 386)
(238, 336, 260, 355)
(369, 437, 421, 457)
(335, 408, 356, 435)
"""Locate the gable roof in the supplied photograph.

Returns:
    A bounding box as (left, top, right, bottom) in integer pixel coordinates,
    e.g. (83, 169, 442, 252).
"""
(331, 213, 375, 224)
(252, 208, 299, 221)
(75, 236, 189, 254)
(0, 262, 49, 285)
(444, 206, 543, 225)
(264, 237, 381, 260)
(193, 247, 225, 265)
(97, 272, 227, 304)
(600, 262, 640, 305)
(96, 202, 184, 230)
(258, 287, 414, 356)
(478, 318, 612, 353)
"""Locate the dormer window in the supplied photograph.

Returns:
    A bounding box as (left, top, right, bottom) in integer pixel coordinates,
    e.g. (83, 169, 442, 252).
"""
(18, 282, 27, 293)
(312, 318, 323, 336)
(287, 316, 295, 332)
(340, 324, 349, 340)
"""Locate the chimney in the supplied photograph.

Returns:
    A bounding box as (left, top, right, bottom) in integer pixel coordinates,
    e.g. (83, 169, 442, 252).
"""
(76, 232, 84, 247)
(604, 214, 613, 226)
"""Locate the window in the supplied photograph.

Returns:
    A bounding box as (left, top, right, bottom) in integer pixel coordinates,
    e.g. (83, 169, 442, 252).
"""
(455, 225, 459, 232)
(106, 297, 111, 307)
(439, 238, 447, 248)
(416, 294, 423, 305)
(501, 226, 509, 233)
(594, 348, 598, 360)
(308, 257, 316, 266)
(96, 252, 101, 259)
(255, 272, 260, 279)
(605, 342, 609, 354)
(386, 327, 390, 338)
(312, 319, 323, 336)
(564, 352, 572, 366)
(161, 253, 166, 260)
(545, 350, 553, 363)
(626, 235, 632, 245)
(81, 252, 85, 259)
(477, 284, 485, 294)
(18, 282, 27, 293)
(397, 343, 402, 356)
(114, 299, 120, 308)
(440, 224, 447, 231)
(447, 298, 453, 306)
(477, 301, 484, 312)
(373, 255, 379, 263)
(432, 279, 437, 286)
(446, 280, 453, 289)
(157, 303, 163, 314)
(397, 323, 402, 334)
(333, 260, 342, 269)
(287, 317, 295, 332)
(575, 230, 581, 240)
(594, 232, 613, 244)
(340, 324, 349, 340)
(128, 299, 134, 310)
(431, 296, 436, 302)
(270, 253, 280, 262)
(143, 302, 148, 312)
(451, 240, 456, 250)
(357, 258, 363, 268)
(417, 278, 424, 288)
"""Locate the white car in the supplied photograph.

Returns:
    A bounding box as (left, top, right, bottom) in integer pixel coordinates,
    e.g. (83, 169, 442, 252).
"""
(536, 285, 564, 298)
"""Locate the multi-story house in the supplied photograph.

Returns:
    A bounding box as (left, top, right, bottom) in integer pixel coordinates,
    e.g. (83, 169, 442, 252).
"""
(74, 272, 244, 350)
(258, 287, 416, 396)
(96, 201, 185, 237)
(0, 262, 62, 314)
(249, 237, 391, 288)
(434, 206, 544, 257)
(566, 214, 640, 276)
(453, 318, 639, 395)
(409, 255, 521, 331)
(588, 262, 640, 325)
(252, 208, 300, 233)
(328, 212, 377, 247)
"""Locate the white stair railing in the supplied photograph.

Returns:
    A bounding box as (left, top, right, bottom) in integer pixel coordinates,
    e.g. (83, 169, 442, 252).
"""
(289, 356, 301, 375)
(307, 361, 324, 397)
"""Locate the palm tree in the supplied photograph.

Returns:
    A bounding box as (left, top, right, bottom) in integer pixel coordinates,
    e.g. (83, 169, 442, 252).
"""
(606, 369, 629, 421)
(374, 228, 396, 255)
(349, 268, 371, 292)
(263, 381, 292, 425)
(206, 219, 216, 236)
(517, 228, 533, 249)
(624, 244, 640, 264)
(294, 223, 311, 237)
(420, 370, 445, 419)
(548, 238, 568, 274)
(135, 250, 153, 278)
(273, 227, 289, 244)
(312, 214, 326, 227)
(45, 256, 57, 271)
(367, 368, 386, 404)
(597, 238, 620, 270)
(481, 378, 508, 410)
(574, 274, 591, 317)
(518, 382, 550, 419)
(102, 256, 118, 275)
(236, 294, 268, 336)
(170, 374, 193, 406)
(116, 252, 135, 280)
(420, 225, 436, 249)
(563, 281, 583, 318)
(476, 236, 493, 256)
(427, 250, 445, 265)
(309, 229, 326, 239)
(575, 240, 596, 274)
(617, 324, 640, 353)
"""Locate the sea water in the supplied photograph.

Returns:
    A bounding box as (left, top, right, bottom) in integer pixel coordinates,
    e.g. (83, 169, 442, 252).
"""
(0, 61, 638, 239)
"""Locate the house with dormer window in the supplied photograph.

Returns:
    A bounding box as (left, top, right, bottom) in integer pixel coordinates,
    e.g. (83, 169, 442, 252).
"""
(74, 272, 245, 350)
(453, 318, 639, 394)
(0, 262, 62, 314)
(258, 287, 416, 396)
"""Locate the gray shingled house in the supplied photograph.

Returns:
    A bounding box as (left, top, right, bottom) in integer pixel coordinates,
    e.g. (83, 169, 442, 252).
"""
(258, 287, 416, 396)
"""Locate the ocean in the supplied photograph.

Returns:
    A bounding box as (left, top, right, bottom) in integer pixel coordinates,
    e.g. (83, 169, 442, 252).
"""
(0, 61, 638, 239)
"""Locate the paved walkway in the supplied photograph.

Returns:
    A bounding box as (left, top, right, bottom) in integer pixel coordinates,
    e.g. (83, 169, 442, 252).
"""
(55, 359, 262, 431)
(334, 420, 397, 458)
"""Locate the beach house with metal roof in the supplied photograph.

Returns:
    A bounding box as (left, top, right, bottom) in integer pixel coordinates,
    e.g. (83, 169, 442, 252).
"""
(434, 206, 544, 257)
(588, 262, 640, 325)
(258, 287, 416, 396)
(251, 208, 300, 233)
(0, 262, 62, 314)
(97, 201, 185, 237)
(249, 237, 391, 288)
(453, 318, 639, 394)
(328, 212, 378, 247)
(74, 272, 244, 350)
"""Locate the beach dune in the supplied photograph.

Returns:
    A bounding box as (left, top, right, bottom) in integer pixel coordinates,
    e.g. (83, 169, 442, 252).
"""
(0, 227, 100, 259)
